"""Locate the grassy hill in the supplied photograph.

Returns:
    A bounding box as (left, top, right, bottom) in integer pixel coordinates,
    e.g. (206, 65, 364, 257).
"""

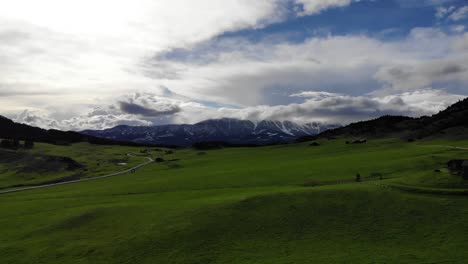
(311, 97, 468, 140)
(1, 137, 468, 263)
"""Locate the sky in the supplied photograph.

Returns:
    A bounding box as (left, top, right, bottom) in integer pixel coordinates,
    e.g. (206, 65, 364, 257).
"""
(1, 0, 468, 130)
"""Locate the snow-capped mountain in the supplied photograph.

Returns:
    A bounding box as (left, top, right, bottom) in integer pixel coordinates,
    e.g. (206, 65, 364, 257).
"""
(81, 118, 340, 147)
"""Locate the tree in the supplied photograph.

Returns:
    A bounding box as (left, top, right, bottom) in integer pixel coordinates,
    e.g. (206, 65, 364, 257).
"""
(12, 139, 20, 149)
(0, 139, 12, 148)
(0, 139, 19, 149)
(24, 140, 34, 149)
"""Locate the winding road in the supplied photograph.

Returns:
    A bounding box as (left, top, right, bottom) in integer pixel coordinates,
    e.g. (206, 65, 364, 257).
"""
(0, 153, 154, 195)
(417, 144, 468, 151)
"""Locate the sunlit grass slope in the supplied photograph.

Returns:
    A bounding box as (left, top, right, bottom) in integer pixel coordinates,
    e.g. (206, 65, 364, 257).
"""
(1, 138, 468, 263)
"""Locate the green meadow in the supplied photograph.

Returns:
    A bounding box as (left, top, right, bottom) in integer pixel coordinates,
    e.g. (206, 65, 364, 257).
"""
(1, 138, 468, 263)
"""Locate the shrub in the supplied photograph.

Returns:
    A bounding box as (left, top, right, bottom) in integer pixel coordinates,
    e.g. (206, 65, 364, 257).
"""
(155, 157, 165, 163)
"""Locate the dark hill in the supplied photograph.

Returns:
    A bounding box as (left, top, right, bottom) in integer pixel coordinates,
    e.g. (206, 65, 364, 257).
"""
(0, 116, 148, 146)
(311, 97, 468, 140)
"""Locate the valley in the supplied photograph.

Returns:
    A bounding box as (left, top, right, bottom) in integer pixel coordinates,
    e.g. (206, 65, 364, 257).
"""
(1, 137, 468, 263)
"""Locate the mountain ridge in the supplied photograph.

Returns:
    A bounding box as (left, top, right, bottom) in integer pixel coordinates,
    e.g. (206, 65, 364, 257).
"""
(312, 97, 468, 140)
(4, 97, 467, 147)
(81, 118, 340, 147)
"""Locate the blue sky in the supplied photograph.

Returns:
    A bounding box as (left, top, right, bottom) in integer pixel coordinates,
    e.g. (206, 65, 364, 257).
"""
(222, 0, 446, 41)
(1, 0, 468, 129)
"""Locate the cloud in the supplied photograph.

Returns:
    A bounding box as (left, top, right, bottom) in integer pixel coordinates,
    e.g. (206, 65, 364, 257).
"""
(217, 90, 464, 124)
(10, 26, 459, 117)
(4, 26, 468, 128)
(0, 0, 368, 116)
(118, 93, 182, 117)
(293, 0, 353, 16)
(0, 0, 288, 111)
(397, 0, 456, 8)
(13, 92, 189, 130)
(13, 90, 465, 131)
(450, 25, 466, 33)
(375, 58, 468, 92)
(290, 91, 344, 100)
(14, 108, 153, 131)
(436, 5, 468, 21)
(435, 5, 456, 19)
(449, 5, 468, 21)
(119, 101, 181, 117)
(2, 1, 468, 130)
(453, 32, 468, 50)
(148, 27, 468, 107)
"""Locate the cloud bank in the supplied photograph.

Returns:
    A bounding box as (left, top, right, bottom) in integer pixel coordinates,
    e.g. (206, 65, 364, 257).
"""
(12, 89, 465, 131)
(1, 0, 467, 131)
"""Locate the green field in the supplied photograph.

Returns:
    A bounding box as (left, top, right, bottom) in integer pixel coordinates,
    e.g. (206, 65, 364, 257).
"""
(1, 138, 468, 263)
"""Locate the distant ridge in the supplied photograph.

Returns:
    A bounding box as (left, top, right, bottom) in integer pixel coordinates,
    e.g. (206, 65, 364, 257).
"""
(311, 97, 468, 140)
(82, 118, 340, 147)
(4, 97, 467, 147)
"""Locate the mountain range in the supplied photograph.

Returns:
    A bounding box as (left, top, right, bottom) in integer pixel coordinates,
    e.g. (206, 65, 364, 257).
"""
(81, 119, 340, 147)
(83, 97, 468, 147)
(2, 97, 467, 148)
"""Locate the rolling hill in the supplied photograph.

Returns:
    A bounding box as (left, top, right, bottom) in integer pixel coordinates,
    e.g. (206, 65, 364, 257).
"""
(2, 137, 468, 263)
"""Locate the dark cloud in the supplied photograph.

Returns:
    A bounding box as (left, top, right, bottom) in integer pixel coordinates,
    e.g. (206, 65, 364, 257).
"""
(119, 101, 181, 117)
(382, 62, 466, 82)
(387, 67, 412, 80)
(436, 63, 466, 76)
(376, 57, 468, 92)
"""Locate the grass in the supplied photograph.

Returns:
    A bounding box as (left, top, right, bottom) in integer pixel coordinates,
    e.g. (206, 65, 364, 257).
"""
(0, 143, 153, 189)
(1, 138, 468, 263)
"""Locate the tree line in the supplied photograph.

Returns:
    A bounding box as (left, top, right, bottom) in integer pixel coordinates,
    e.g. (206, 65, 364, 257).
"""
(0, 139, 34, 149)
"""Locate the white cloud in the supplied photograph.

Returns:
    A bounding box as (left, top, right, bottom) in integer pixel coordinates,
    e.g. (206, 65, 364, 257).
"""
(449, 5, 468, 21)
(0, 0, 367, 117)
(149, 28, 468, 106)
(7, 26, 468, 127)
(435, 5, 455, 19)
(14, 108, 153, 131)
(0, 0, 289, 112)
(450, 25, 466, 33)
(453, 32, 468, 50)
(374, 58, 468, 92)
(13, 89, 465, 130)
(2, 1, 468, 130)
(290, 91, 344, 100)
(294, 0, 353, 16)
(376, 89, 465, 114)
